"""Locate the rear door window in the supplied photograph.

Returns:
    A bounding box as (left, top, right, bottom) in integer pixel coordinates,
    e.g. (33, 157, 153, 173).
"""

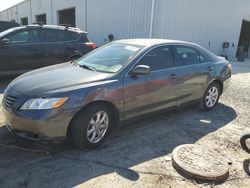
(174, 45, 200, 66)
(42, 28, 79, 42)
(137, 45, 174, 71)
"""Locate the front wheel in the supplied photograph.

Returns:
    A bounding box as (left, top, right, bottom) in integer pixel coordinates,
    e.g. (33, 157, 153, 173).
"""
(200, 83, 221, 111)
(69, 104, 112, 150)
(240, 134, 250, 154)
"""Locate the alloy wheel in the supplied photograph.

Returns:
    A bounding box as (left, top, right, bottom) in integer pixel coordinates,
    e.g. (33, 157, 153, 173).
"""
(86, 111, 109, 144)
(205, 86, 219, 107)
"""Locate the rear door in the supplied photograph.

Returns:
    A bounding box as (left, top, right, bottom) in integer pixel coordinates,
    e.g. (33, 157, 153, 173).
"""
(123, 45, 179, 119)
(40, 28, 81, 67)
(173, 45, 213, 105)
(0, 28, 41, 74)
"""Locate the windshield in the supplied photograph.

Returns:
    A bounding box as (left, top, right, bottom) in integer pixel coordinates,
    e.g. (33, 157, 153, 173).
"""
(77, 43, 144, 73)
(0, 28, 16, 38)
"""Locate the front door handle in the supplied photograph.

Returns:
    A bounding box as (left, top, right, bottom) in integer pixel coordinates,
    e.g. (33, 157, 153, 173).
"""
(169, 74, 177, 79)
(207, 66, 214, 71)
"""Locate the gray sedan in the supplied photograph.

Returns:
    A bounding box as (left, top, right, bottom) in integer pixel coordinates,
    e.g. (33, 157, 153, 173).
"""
(2, 39, 231, 149)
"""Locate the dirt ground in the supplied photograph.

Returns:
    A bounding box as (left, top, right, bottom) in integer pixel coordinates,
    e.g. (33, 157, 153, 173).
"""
(0, 62, 250, 188)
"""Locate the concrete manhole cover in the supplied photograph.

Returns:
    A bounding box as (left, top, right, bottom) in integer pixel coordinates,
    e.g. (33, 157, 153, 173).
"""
(172, 144, 229, 181)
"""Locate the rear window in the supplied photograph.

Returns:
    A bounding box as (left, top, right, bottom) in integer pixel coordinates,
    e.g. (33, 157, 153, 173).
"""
(42, 29, 79, 42)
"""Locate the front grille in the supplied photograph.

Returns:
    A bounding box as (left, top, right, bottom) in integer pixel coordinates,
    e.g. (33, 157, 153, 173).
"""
(2, 94, 19, 109)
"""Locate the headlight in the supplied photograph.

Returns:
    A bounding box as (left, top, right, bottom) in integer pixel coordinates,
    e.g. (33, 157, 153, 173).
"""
(20, 97, 68, 110)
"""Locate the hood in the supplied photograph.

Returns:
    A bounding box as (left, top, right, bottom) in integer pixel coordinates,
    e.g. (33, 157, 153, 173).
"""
(9, 62, 111, 96)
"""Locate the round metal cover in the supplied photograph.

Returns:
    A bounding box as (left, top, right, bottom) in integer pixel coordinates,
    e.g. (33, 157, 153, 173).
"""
(172, 144, 229, 181)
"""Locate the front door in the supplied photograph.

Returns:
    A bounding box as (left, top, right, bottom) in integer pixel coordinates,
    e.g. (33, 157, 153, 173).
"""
(0, 28, 41, 75)
(123, 45, 178, 119)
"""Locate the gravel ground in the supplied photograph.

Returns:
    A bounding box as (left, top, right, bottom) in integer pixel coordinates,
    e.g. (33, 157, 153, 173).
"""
(0, 64, 249, 188)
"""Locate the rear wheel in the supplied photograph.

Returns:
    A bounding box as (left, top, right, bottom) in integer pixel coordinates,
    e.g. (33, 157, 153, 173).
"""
(68, 104, 112, 149)
(200, 82, 221, 111)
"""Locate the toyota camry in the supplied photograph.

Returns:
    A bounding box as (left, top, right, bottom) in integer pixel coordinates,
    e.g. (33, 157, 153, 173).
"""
(2, 39, 231, 149)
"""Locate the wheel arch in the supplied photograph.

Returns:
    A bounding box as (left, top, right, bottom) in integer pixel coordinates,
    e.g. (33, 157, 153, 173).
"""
(208, 78, 223, 95)
(67, 100, 120, 137)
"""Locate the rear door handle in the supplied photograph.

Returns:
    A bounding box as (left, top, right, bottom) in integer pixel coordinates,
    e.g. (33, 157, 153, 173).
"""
(169, 74, 177, 79)
(207, 66, 214, 71)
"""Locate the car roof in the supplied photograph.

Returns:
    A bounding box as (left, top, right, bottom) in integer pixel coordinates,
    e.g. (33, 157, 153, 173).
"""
(11, 24, 87, 33)
(115, 38, 195, 47)
(115, 38, 220, 61)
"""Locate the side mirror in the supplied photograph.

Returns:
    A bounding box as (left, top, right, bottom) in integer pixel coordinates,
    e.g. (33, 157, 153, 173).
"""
(0, 38, 10, 47)
(130, 65, 150, 77)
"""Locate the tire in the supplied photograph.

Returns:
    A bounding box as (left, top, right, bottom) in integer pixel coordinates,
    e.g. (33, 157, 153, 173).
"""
(68, 104, 112, 150)
(200, 82, 221, 111)
(240, 134, 250, 154)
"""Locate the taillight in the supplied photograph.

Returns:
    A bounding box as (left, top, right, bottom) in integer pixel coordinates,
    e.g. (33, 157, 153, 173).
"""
(227, 63, 232, 72)
(86, 42, 96, 49)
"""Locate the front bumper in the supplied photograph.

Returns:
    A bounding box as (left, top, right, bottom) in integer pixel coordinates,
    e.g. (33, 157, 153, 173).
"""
(2, 106, 80, 139)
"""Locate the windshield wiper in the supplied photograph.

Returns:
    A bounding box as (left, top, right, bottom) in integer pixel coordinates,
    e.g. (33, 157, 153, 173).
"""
(78, 64, 96, 71)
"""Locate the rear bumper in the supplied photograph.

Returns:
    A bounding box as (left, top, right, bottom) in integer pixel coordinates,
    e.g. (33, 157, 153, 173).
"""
(2, 106, 80, 139)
